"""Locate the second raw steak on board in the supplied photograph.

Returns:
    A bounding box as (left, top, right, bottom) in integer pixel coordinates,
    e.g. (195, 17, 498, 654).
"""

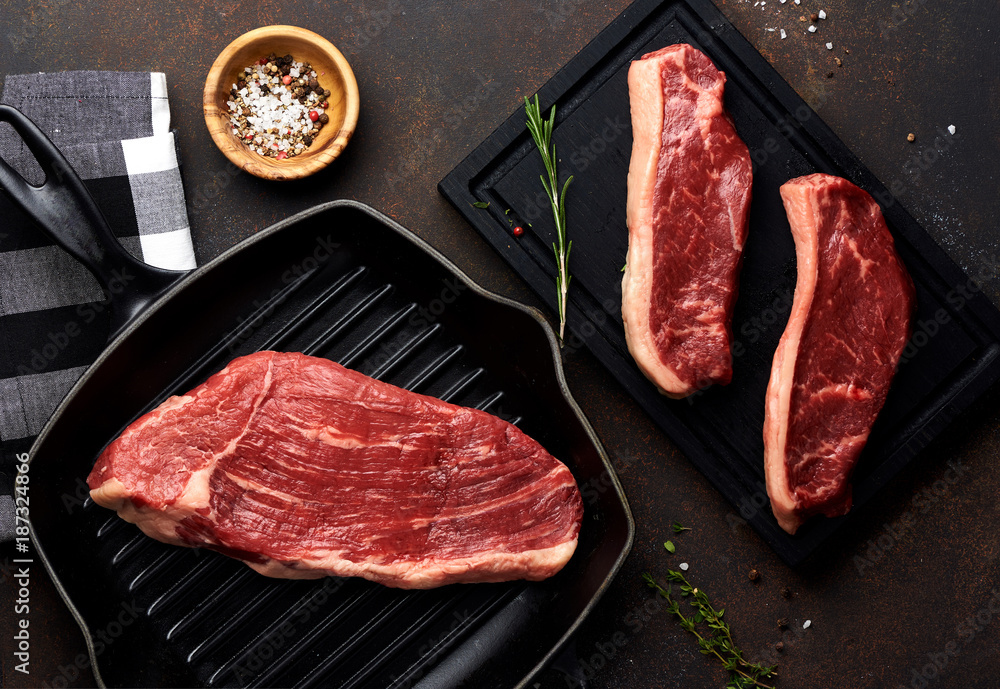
(764, 174, 915, 535)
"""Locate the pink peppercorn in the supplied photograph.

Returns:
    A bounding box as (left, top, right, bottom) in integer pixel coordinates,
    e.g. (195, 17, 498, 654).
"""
(276, 151, 288, 160)
(308, 110, 319, 122)
(282, 75, 292, 85)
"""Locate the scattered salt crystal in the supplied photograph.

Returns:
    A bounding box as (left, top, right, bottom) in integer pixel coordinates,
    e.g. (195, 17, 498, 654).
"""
(948, 124, 956, 135)
(289, 67, 300, 78)
(794, 0, 800, 4)
(803, 620, 812, 629)
(780, 28, 787, 38)
(679, 562, 689, 571)
(826, 42, 833, 49)
(808, 25, 817, 32)
(818, 9, 827, 19)
(780, 0, 787, 3)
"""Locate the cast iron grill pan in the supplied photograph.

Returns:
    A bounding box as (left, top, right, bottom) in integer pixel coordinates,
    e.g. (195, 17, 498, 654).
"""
(438, 0, 1000, 565)
(13, 165, 633, 687)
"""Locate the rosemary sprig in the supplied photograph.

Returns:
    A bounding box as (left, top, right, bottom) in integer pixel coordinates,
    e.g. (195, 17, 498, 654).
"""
(524, 94, 573, 343)
(642, 568, 778, 689)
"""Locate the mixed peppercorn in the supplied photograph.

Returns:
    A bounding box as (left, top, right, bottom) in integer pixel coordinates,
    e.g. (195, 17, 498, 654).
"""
(228, 52, 332, 159)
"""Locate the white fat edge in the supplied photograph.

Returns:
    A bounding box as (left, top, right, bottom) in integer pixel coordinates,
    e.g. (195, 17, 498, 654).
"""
(282, 537, 581, 588)
(764, 186, 824, 533)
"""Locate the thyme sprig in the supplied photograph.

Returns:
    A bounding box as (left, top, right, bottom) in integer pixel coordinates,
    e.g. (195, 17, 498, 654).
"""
(524, 94, 573, 343)
(642, 568, 778, 689)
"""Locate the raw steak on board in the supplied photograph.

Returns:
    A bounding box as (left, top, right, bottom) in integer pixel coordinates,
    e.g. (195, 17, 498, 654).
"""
(621, 43, 753, 398)
(764, 174, 915, 535)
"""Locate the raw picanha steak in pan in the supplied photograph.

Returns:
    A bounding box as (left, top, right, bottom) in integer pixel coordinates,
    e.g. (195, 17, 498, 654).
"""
(621, 43, 753, 398)
(88, 351, 583, 589)
(764, 174, 915, 535)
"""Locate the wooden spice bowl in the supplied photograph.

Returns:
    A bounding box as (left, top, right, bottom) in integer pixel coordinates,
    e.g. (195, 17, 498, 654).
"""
(204, 25, 359, 181)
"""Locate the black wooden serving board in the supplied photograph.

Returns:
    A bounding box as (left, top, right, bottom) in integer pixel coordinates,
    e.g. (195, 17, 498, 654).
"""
(438, 0, 1000, 565)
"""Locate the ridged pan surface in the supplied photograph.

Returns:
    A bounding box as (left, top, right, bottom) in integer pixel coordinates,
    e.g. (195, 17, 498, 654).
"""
(28, 201, 634, 688)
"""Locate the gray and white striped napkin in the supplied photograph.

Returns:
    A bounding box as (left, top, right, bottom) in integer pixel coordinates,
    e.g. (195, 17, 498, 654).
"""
(0, 71, 195, 540)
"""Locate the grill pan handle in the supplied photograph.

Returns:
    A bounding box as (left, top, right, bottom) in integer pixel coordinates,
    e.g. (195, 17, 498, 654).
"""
(0, 104, 186, 339)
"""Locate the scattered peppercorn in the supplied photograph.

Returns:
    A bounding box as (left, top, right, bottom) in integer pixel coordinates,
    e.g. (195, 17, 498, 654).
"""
(513, 226, 524, 237)
(781, 587, 792, 599)
(907, 132, 916, 142)
(834, 57, 842, 67)
(775, 641, 785, 652)
(748, 568, 761, 582)
(810, 12, 818, 21)
(826, 71, 834, 78)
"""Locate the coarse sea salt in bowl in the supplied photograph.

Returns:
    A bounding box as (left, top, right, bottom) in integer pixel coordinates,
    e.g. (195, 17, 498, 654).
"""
(204, 25, 359, 181)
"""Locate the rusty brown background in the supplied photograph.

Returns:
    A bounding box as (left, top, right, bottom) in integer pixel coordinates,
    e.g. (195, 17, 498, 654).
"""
(1, 1, 999, 687)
